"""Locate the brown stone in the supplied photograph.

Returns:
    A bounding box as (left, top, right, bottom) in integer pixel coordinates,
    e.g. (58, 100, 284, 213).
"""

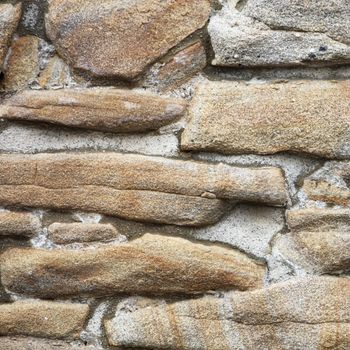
(45, 0, 210, 80)
(0, 337, 97, 350)
(0, 4, 21, 69)
(47, 222, 120, 244)
(275, 209, 350, 273)
(38, 55, 71, 89)
(301, 161, 350, 205)
(147, 41, 207, 89)
(0, 301, 89, 339)
(0, 88, 187, 133)
(0, 234, 265, 298)
(0, 211, 40, 237)
(181, 80, 350, 158)
(3, 36, 40, 91)
(105, 276, 350, 350)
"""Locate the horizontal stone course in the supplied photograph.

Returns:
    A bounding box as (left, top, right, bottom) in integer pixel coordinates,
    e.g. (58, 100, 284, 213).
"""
(0, 211, 40, 237)
(0, 234, 265, 298)
(181, 80, 350, 158)
(0, 301, 89, 339)
(0, 88, 186, 133)
(105, 276, 350, 349)
(0, 152, 287, 226)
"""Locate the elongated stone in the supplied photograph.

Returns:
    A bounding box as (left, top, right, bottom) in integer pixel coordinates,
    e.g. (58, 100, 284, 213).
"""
(0, 301, 89, 339)
(0, 88, 187, 133)
(48, 222, 120, 244)
(105, 276, 350, 350)
(275, 209, 350, 273)
(0, 3, 22, 69)
(4, 35, 40, 91)
(0, 234, 265, 298)
(0, 152, 287, 206)
(181, 80, 350, 158)
(0, 211, 40, 237)
(45, 0, 210, 80)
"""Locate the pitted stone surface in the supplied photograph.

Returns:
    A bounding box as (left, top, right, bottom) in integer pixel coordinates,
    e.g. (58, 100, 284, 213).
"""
(1, 234, 265, 298)
(0, 301, 89, 339)
(181, 80, 350, 158)
(105, 276, 350, 350)
(0, 3, 22, 69)
(0, 88, 187, 133)
(0, 211, 40, 237)
(45, 0, 210, 80)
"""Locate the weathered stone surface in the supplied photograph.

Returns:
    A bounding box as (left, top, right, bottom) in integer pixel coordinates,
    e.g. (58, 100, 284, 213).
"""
(0, 337, 97, 350)
(0, 88, 186, 134)
(48, 222, 120, 244)
(275, 209, 350, 273)
(38, 55, 71, 89)
(0, 4, 21, 69)
(0, 301, 89, 339)
(105, 276, 350, 350)
(0, 152, 287, 225)
(181, 80, 350, 158)
(0, 211, 40, 237)
(0, 234, 265, 298)
(45, 0, 210, 80)
(3, 35, 39, 91)
(146, 41, 207, 89)
(209, 4, 350, 68)
(242, 0, 350, 45)
(300, 161, 350, 206)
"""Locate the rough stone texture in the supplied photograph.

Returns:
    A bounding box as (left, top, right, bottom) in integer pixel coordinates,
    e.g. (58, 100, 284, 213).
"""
(0, 338, 98, 350)
(0, 301, 89, 339)
(0, 4, 22, 70)
(47, 222, 120, 244)
(105, 276, 350, 350)
(300, 161, 350, 206)
(209, 3, 350, 68)
(242, 0, 350, 45)
(3, 35, 40, 91)
(0, 152, 287, 225)
(0, 88, 187, 134)
(45, 0, 211, 80)
(275, 209, 350, 273)
(181, 80, 350, 158)
(0, 211, 40, 237)
(0, 234, 265, 298)
(146, 41, 207, 89)
(38, 55, 71, 89)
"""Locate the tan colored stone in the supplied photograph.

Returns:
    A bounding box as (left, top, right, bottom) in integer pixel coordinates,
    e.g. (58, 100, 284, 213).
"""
(0, 337, 97, 350)
(0, 4, 21, 69)
(48, 222, 120, 244)
(0, 88, 187, 133)
(301, 161, 350, 205)
(181, 80, 350, 158)
(147, 41, 207, 89)
(275, 209, 350, 273)
(105, 276, 350, 350)
(45, 0, 210, 80)
(0, 211, 40, 237)
(0, 234, 265, 298)
(38, 55, 71, 89)
(0, 301, 89, 339)
(3, 35, 40, 91)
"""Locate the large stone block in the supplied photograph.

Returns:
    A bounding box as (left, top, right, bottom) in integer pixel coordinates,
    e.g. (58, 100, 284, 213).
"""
(45, 0, 210, 80)
(105, 276, 350, 349)
(181, 80, 350, 158)
(0, 234, 265, 298)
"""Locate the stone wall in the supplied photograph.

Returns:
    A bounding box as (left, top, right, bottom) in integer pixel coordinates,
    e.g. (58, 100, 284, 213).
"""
(0, 1, 349, 349)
